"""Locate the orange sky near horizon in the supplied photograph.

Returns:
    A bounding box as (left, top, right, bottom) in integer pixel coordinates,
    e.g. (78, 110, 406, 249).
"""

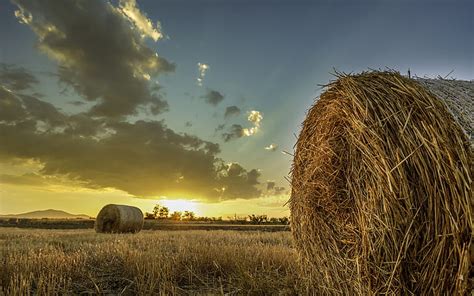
(0, 182, 290, 218)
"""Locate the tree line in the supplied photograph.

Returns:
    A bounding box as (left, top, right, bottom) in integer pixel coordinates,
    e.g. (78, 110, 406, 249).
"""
(145, 204, 290, 225)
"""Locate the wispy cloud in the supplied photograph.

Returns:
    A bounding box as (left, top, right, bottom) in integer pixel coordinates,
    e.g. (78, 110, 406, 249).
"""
(0, 63, 38, 91)
(197, 62, 209, 86)
(220, 110, 263, 141)
(222, 124, 244, 142)
(264, 143, 278, 151)
(68, 101, 86, 106)
(242, 110, 263, 136)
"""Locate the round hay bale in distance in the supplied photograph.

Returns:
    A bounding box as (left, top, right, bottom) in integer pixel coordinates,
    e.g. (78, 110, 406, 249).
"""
(95, 204, 144, 233)
(290, 71, 472, 295)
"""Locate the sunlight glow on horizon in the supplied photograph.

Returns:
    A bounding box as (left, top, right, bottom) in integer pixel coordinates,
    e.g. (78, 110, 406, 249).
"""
(0, 182, 290, 218)
(159, 199, 200, 215)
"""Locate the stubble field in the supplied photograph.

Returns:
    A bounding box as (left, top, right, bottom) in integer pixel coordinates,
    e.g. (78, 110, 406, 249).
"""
(0, 228, 301, 295)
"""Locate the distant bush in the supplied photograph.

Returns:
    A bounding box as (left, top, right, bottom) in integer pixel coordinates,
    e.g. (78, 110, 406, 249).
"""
(144, 212, 156, 220)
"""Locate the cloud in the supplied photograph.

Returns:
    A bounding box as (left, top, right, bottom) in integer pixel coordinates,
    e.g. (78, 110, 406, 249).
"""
(197, 63, 209, 86)
(63, 113, 106, 137)
(22, 95, 67, 124)
(242, 110, 263, 136)
(264, 143, 278, 151)
(0, 86, 66, 127)
(0, 63, 38, 91)
(274, 186, 286, 194)
(264, 181, 286, 196)
(0, 75, 261, 202)
(216, 163, 261, 200)
(201, 89, 224, 106)
(13, 0, 174, 118)
(220, 110, 263, 142)
(0, 173, 47, 186)
(0, 86, 27, 122)
(4, 1, 262, 202)
(149, 94, 169, 115)
(215, 123, 226, 132)
(224, 105, 241, 118)
(68, 101, 86, 106)
(266, 181, 275, 190)
(247, 110, 263, 125)
(222, 124, 244, 142)
(118, 0, 163, 41)
(255, 194, 289, 209)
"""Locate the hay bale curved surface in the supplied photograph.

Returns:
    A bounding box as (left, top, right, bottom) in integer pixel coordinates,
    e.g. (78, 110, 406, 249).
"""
(417, 78, 474, 144)
(290, 71, 472, 295)
(95, 204, 144, 233)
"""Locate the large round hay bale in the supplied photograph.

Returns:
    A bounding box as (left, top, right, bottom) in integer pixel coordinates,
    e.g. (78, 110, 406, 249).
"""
(95, 204, 144, 233)
(290, 71, 472, 295)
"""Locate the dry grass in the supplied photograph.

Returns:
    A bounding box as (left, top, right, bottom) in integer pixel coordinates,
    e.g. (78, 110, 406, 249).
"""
(290, 71, 472, 295)
(0, 228, 299, 295)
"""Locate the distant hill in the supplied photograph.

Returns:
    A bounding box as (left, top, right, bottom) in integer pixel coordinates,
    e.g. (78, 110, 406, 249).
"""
(0, 209, 91, 219)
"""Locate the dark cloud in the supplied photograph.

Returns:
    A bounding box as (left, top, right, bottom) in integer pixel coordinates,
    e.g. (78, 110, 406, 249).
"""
(222, 124, 244, 142)
(0, 63, 38, 91)
(20, 94, 66, 126)
(149, 94, 169, 115)
(63, 113, 106, 137)
(3, 0, 261, 201)
(13, 0, 174, 118)
(217, 163, 261, 200)
(0, 83, 261, 201)
(202, 89, 224, 106)
(215, 123, 226, 132)
(221, 110, 263, 141)
(224, 105, 241, 118)
(0, 87, 67, 127)
(0, 87, 27, 121)
(266, 181, 275, 191)
(264, 181, 286, 196)
(274, 186, 286, 194)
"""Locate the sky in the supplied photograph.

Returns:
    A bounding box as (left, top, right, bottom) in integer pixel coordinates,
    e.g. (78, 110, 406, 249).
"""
(0, 0, 472, 218)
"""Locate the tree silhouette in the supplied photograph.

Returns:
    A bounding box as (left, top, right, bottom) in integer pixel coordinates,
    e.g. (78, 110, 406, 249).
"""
(152, 204, 160, 218)
(278, 217, 290, 225)
(152, 204, 169, 219)
(248, 214, 268, 224)
(170, 211, 182, 221)
(183, 211, 195, 221)
(158, 206, 169, 219)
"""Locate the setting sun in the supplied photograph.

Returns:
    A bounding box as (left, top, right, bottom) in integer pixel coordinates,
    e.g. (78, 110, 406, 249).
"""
(159, 199, 200, 214)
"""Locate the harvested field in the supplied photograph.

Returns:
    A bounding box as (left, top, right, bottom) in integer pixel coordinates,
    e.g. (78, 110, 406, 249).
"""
(0, 218, 290, 232)
(0, 228, 299, 295)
